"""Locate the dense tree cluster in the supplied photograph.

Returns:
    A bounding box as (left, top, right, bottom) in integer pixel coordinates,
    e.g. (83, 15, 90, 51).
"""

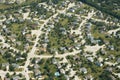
(78, 0, 120, 19)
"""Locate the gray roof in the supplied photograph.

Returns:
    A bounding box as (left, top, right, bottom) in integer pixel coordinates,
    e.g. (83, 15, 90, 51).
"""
(117, 58, 120, 63)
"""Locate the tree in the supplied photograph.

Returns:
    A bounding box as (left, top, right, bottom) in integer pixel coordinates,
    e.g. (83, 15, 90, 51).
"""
(99, 70, 113, 80)
(6, 73, 10, 78)
(9, 65, 14, 71)
(22, 53, 27, 59)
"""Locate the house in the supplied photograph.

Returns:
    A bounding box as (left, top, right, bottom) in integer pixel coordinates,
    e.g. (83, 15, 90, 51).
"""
(0, 21, 3, 25)
(108, 55, 115, 60)
(54, 72, 60, 77)
(24, 43, 29, 50)
(4, 78, 10, 80)
(43, 38, 49, 43)
(12, 76, 20, 80)
(73, 55, 80, 61)
(87, 57, 94, 62)
(35, 58, 41, 63)
(47, 27, 51, 32)
(52, 58, 57, 64)
(84, 75, 93, 80)
(67, 46, 74, 51)
(87, 33, 93, 39)
(34, 64, 40, 69)
(16, 41, 22, 46)
(60, 28, 66, 31)
(105, 67, 113, 72)
(85, 23, 91, 29)
(60, 69, 65, 74)
(95, 61, 103, 67)
(74, 44, 81, 50)
(108, 45, 114, 50)
(61, 31, 67, 35)
(12, 63, 19, 69)
(2, 63, 9, 68)
(59, 47, 67, 51)
(16, 57, 25, 61)
(117, 58, 120, 63)
(6, 0, 16, 4)
(34, 69, 41, 78)
(0, 49, 6, 55)
(5, 20, 11, 24)
(18, 17, 24, 22)
(109, 75, 116, 80)
(54, 17, 59, 22)
(57, 63, 62, 69)
(69, 8, 75, 13)
(49, 25, 54, 28)
(0, 15, 6, 20)
(11, 18, 18, 23)
(100, 49, 107, 55)
(26, 34, 32, 40)
(80, 67, 87, 74)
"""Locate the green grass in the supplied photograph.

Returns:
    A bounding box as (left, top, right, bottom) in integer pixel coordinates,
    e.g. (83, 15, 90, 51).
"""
(9, 23, 24, 35)
(0, 4, 13, 9)
(78, 0, 120, 19)
(91, 25, 105, 38)
(90, 24, 113, 42)
(0, 0, 38, 10)
(91, 23, 120, 61)
(47, 15, 78, 52)
(60, 18, 68, 26)
(48, 30, 73, 50)
(0, 55, 6, 63)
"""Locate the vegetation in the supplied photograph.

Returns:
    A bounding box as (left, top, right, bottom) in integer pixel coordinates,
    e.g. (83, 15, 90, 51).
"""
(0, 55, 6, 63)
(30, 58, 66, 80)
(0, 0, 64, 12)
(0, 0, 39, 10)
(78, 0, 120, 19)
(47, 15, 79, 53)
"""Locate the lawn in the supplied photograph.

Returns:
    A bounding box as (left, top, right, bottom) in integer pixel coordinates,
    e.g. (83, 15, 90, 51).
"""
(0, 0, 38, 10)
(9, 23, 24, 35)
(91, 25, 105, 39)
(0, 55, 6, 63)
(60, 18, 68, 26)
(48, 29, 73, 51)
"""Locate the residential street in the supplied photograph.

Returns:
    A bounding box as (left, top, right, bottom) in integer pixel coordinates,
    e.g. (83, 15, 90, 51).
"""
(23, 3, 76, 80)
(0, 1, 120, 80)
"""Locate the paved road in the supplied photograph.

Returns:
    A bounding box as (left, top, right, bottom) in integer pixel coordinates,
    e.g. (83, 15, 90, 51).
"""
(0, 2, 76, 80)
(23, 3, 75, 80)
(0, 2, 111, 80)
(35, 50, 81, 58)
